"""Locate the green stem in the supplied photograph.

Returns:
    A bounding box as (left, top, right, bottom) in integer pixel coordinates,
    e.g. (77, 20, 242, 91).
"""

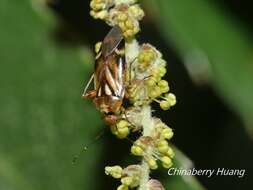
(138, 105, 155, 190)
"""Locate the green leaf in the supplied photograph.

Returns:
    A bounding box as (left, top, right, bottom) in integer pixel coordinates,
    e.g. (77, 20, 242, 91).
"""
(0, 1, 103, 190)
(146, 0, 253, 137)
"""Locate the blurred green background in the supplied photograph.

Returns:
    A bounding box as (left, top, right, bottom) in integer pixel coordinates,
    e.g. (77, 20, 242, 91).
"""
(0, 0, 252, 190)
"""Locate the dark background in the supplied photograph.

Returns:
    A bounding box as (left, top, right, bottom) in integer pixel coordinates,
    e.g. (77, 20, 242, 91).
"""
(0, 0, 252, 190)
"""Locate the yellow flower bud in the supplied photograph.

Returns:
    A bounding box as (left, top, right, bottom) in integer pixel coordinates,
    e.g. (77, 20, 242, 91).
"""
(90, 0, 102, 11)
(90, 10, 108, 20)
(118, 13, 128, 21)
(155, 122, 167, 129)
(119, 22, 126, 30)
(125, 20, 134, 29)
(143, 54, 152, 63)
(138, 53, 145, 63)
(94, 3, 104, 10)
(117, 184, 129, 190)
(158, 146, 169, 154)
(166, 147, 175, 158)
(162, 127, 174, 140)
(148, 89, 157, 99)
(111, 120, 131, 139)
(165, 93, 177, 106)
(130, 95, 139, 104)
(121, 176, 133, 186)
(133, 27, 139, 34)
(145, 77, 157, 87)
(157, 140, 169, 154)
(161, 156, 172, 169)
(160, 86, 170, 94)
(117, 120, 130, 129)
(117, 126, 130, 139)
(159, 100, 170, 110)
(158, 67, 167, 77)
(148, 86, 161, 99)
(147, 158, 158, 170)
(129, 4, 145, 20)
(148, 51, 155, 60)
(124, 29, 134, 38)
(157, 140, 168, 147)
(158, 80, 168, 88)
(158, 80, 170, 93)
(131, 145, 144, 156)
(152, 69, 162, 82)
(105, 166, 123, 179)
(95, 41, 102, 54)
(110, 125, 118, 135)
(160, 60, 167, 67)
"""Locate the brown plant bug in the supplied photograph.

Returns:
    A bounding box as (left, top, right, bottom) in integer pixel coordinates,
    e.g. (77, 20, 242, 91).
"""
(82, 25, 126, 125)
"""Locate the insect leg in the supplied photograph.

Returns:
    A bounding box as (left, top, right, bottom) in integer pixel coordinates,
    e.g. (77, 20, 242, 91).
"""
(82, 73, 95, 97)
(82, 90, 97, 99)
(128, 57, 137, 85)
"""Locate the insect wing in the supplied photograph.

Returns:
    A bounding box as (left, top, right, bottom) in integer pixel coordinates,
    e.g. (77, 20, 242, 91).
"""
(106, 54, 125, 97)
(94, 56, 105, 96)
(101, 25, 123, 58)
(94, 54, 125, 98)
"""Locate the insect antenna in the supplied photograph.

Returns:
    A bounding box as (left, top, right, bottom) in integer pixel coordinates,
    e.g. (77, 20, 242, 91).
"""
(72, 129, 105, 164)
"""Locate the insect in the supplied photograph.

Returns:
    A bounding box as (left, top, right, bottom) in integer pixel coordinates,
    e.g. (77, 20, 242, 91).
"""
(82, 25, 126, 125)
